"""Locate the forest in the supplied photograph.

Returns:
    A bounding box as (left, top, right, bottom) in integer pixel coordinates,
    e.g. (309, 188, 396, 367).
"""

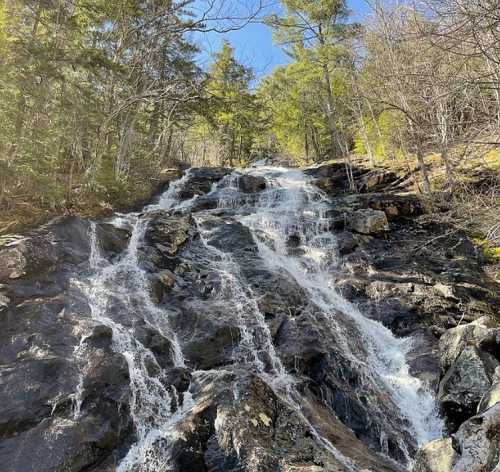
(0, 0, 498, 259)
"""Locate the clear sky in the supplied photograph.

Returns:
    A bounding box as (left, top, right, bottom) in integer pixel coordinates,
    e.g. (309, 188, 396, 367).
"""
(193, 0, 370, 79)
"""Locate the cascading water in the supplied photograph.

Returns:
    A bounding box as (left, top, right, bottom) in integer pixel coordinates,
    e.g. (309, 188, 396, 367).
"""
(75, 164, 443, 471)
(231, 168, 444, 447)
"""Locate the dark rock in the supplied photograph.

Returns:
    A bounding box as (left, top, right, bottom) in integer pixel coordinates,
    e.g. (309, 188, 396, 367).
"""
(336, 232, 358, 255)
(178, 167, 232, 200)
(438, 346, 497, 431)
(286, 233, 302, 248)
(0, 217, 92, 284)
(166, 371, 402, 472)
(144, 212, 190, 259)
(237, 174, 267, 193)
(189, 195, 219, 212)
(0, 358, 74, 438)
(96, 223, 131, 257)
(0, 413, 131, 472)
(133, 323, 175, 370)
(203, 218, 257, 255)
(150, 269, 176, 303)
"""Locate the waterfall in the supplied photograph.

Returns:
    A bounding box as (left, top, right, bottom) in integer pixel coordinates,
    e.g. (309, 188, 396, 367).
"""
(233, 167, 444, 448)
(75, 165, 443, 471)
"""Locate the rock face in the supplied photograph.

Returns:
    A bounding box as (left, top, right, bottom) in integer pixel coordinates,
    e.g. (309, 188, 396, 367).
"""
(0, 163, 499, 472)
(0, 218, 133, 472)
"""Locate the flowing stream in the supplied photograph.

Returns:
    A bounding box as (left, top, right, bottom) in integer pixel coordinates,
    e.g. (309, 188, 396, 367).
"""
(78, 165, 444, 471)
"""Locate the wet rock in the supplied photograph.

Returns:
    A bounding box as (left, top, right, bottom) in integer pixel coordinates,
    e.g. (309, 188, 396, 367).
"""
(203, 218, 257, 255)
(286, 233, 302, 248)
(133, 323, 175, 370)
(0, 217, 94, 287)
(349, 209, 389, 235)
(167, 372, 402, 472)
(163, 367, 192, 407)
(415, 403, 500, 472)
(84, 325, 114, 349)
(238, 174, 267, 193)
(151, 269, 176, 303)
(178, 167, 232, 199)
(0, 357, 75, 438)
(189, 195, 219, 212)
(438, 346, 497, 431)
(0, 413, 131, 472)
(96, 222, 131, 257)
(169, 303, 241, 370)
(144, 212, 190, 257)
(406, 330, 442, 390)
(336, 232, 358, 255)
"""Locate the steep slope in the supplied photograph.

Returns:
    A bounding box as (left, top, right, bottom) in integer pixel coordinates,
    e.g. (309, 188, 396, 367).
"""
(0, 164, 498, 472)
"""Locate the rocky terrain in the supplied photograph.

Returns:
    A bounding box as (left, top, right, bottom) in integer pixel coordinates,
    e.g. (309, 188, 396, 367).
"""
(0, 162, 499, 472)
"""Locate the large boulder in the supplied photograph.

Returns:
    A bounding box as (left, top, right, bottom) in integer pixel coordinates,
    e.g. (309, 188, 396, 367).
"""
(95, 222, 131, 258)
(145, 212, 191, 254)
(413, 438, 458, 472)
(178, 167, 232, 200)
(0, 217, 92, 285)
(348, 209, 389, 235)
(237, 174, 267, 193)
(165, 371, 403, 472)
(439, 316, 497, 372)
(438, 346, 497, 431)
(414, 403, 500, 472)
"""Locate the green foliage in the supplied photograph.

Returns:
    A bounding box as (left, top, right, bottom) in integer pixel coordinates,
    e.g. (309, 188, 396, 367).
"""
(353, 110, 405, 162)
(264, 0, 359, 163)
(0, 0, 202, 219)
(192, 41, 267, 166)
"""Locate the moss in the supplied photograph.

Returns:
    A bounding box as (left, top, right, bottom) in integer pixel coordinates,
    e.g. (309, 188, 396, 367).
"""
(472, 238, 500, 264)
(484, 149, 500, 170)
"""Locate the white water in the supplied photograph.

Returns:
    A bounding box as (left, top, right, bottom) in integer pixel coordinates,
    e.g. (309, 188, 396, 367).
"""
(74, 165, 443, 471)
(231, 167, 444, 449)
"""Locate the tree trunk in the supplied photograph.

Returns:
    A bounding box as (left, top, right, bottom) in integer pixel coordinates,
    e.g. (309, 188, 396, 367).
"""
(321, 63, 340, 160)
(311, 126, 322, 162)
(304, 128, 310, 162)
(440, 146, 455, 190)
(317, 27, 340, 160)
(416, 145, 431, 194)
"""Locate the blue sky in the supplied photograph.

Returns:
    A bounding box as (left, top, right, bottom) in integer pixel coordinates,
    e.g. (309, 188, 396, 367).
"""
(192, 0, 370, 79)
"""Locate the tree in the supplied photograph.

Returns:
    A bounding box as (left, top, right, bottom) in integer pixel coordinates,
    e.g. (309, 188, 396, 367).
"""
(267, 0, 358, 160)
(201, 40, 263, 166)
